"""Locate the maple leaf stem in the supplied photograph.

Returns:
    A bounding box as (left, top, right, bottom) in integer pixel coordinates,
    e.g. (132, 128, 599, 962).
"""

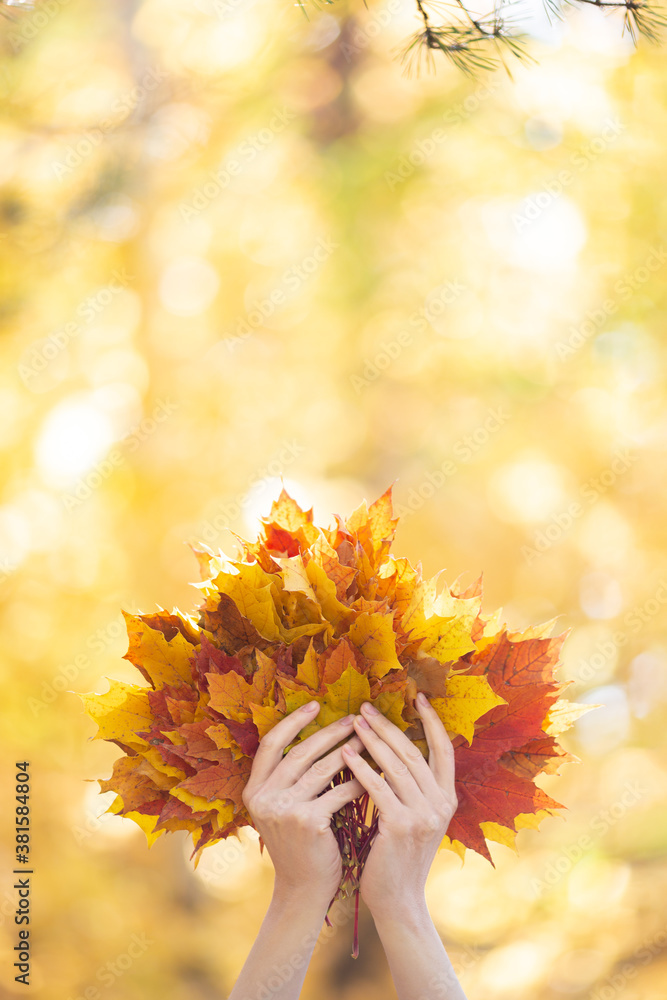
(352, 889, 360, 959)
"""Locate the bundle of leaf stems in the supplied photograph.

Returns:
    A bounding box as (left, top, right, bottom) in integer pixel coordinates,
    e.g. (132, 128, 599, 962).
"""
(326, 768, 379, 959)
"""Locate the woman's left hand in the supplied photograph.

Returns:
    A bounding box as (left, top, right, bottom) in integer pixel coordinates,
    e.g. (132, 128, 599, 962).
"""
(341, 691, 458, 917)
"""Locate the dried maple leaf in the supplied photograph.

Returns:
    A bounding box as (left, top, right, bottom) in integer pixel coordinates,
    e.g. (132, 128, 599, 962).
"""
(78, 485, 587, 956)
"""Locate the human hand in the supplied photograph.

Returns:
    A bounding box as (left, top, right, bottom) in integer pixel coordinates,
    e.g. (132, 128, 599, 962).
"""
(341, 692, 458, 917)
(241, 701, 366, 907)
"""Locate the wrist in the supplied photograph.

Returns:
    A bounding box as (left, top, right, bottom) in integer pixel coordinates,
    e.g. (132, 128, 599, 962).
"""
(368, 892, 431, 930)
(271, 878, 334, 916)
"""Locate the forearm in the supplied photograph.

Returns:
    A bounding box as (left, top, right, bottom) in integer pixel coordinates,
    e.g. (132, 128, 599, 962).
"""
(372, 898, 468, 1000)
(228, 886, 329, 1000)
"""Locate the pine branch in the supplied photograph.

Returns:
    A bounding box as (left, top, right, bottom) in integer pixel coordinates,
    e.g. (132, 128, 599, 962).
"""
(572, 0, 667, 42)
(544, 0, 667, 42)
(399, 0, 537, 77)
(402, 0, 666, 76)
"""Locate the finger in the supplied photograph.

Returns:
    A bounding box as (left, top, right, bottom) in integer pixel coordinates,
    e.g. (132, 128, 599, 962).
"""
(291, 734, 366, 801)
(313, 776, 366, 816)
(356, 702, 442, 801)
(247, 701, 322, 790)
(416, 692, 456, 794)
(341, 743, 400, 815)
(271, 713, 361, 790)
(351, 716, 423, 806)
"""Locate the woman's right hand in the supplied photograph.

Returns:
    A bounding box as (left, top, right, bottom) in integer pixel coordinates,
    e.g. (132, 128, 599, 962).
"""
(241, 701, 366, 906)
(342, 693, 458, 917)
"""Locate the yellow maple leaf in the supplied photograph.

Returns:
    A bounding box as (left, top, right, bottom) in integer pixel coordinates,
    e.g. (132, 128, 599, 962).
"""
(207, 650, 276, 722)
(348, 612, 402, 677)
(366, 486, 400, 550)
(278, 588, 331, 644)
(281, 689, 323, 741)
(345, 497, 371, 536)
(169, 786, 236, 824)
(430, 675, 506, 744)
(345, 487, 398, 563)
(106, 793, 165, 847)
(250, 702, 285, 740)
(543, 699, 597, 735)
(208, 563, 282, 641)
(371, 689, 410, 731)
(294, 639, 321, 691)
(306, 558, 354, 629)
(78, 678, 153, 750)
(415, 610, 478, 663)
(377, 556, 420, 616)
(320, 664, 372, 725)
(473, 607, 506, 654)
(264, 489, 319, 545)
(206, 723, 248, 761)
(515, 809, 555, 831)
(135, 756, 181, 791)
(122, 610, 196, 689)
(480, 821, 518, 852)
(277, 554, 318, 602)
(139, 747, 187, 782)
(280, 663, 375, 736)
(439, 833, 466, 862)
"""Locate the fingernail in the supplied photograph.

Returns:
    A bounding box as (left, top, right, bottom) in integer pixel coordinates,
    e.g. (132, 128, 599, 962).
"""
(342, 744, 357, 755)
(356, 716, 371, 730)
(361, 702, 378, 715)
(341, 714, 355, 725)
(304, 701, 319, 712)
(416, 692, 427, 707)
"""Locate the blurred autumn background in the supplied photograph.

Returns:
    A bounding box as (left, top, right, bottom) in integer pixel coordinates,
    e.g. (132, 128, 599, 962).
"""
(1, 0, 667, 996)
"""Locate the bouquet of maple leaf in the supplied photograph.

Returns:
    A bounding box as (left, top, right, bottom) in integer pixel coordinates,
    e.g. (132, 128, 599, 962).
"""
(80, 487, 585, 955)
